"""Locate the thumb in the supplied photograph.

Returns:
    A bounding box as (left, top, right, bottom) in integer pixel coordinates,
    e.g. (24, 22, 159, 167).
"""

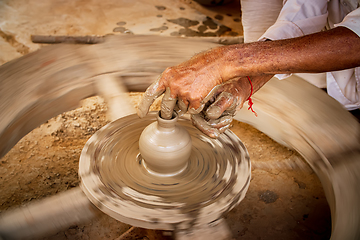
(206, 92, 238, 119)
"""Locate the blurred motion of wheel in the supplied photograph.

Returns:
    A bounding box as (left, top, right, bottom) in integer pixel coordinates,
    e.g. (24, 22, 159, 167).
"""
(193, 0, 234, 6)
(0, 35, 359, 240)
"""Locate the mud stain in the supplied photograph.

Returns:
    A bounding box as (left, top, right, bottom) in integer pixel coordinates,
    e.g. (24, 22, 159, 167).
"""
(149, 26, 168, 32)
(203, 17, 218, 30)
(113, 27, 133, 34)
(168, 17, 237, 37)
(167, 18, 199, 28)
(113, 27, 126, 33)
(155, 5, 166, 10)
(116, 21, 126, 26)
(198, 25, 207, 33)
(215, 14, 224, 21)
(0, 29, 29, 55)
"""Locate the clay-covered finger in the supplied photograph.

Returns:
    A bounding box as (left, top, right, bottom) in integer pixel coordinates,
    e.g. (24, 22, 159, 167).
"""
(207, 115, 233, 128)
(188, 102, 205, 115)
(218, 124, 231, 134)
(175, 99, 188, 117)
(137, 78, 165, 118)
(206, 92, 237, 119)
(161, 87, 177, 119)
(191, 114, 220, 139)
(188, 84, 221, 115)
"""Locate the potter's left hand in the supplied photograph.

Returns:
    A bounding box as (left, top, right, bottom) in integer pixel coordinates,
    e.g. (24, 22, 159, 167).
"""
(137, 46, 235, 120)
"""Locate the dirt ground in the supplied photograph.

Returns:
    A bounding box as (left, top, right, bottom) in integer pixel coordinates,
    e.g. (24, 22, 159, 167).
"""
(0, 94, 331, 240)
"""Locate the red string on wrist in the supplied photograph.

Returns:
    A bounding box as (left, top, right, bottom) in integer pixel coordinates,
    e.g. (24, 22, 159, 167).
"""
(246, 76, 258, 117)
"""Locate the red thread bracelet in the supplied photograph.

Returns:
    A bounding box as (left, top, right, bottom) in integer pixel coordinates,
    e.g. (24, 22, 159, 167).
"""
(246, 76, 258, 117)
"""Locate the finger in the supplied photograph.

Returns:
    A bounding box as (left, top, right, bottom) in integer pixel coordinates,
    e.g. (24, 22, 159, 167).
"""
(161, 87, 177, 120)
(137, 78, 165, 118)
(188, 104, 205, 115)
(206, 92, 237, 119)
(221, 98, 246, 117)
(175, 99, 188, 117)
(207, 115, 233, 128)
(218, 124, 231, 134)
(188, 84, 222, 115)
(191, 114, 220, 139)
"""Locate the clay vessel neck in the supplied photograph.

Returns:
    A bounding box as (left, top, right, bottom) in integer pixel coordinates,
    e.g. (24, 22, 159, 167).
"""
(138, 112, 192, 176)
(157, 114, 177, 131)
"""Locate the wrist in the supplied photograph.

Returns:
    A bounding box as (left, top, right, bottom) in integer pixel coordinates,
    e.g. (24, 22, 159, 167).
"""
(232, 77, 253, 105)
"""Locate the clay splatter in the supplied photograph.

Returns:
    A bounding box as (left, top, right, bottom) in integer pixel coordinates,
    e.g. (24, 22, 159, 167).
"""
(113, 27, 133, 34)
(170, 28, 216, 37)
(155, 5, 166, 10)
(180, 7, 185, 10)
(227, 31, 239, 36)
(156, 14, 162, 18)
(220, 27, 238, 36)
(168, 16, 236, 37)
(167, 18, 199, 28)
(215, 14, 224, 21)
(113, 27, 126, 33)
(167, 16, 235, 37)
(116, 21, 126, 26)
(149, 26, 168, 32)
(197, 25, 207, 33)
(233, 18, 241, 22)
(203, 17, 218, 30)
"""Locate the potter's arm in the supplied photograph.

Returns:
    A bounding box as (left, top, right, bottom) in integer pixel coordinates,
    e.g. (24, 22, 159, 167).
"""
(138, 27, 360, 137)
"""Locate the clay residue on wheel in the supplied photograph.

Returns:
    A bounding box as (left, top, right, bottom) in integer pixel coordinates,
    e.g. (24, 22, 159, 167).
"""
(79, 112, 251, 230)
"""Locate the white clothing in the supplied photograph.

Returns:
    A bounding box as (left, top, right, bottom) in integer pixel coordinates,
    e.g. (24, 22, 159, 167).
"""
(241, 0, 360, 110)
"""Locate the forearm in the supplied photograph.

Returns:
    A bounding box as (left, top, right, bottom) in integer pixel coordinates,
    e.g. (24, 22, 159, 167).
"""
(220, 27, 360, 80)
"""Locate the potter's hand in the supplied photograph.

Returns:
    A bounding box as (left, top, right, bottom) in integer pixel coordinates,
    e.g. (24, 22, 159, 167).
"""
(137, 47, 232, 119)
(191, 75, 273, 138)
(190, 77, 252, 138)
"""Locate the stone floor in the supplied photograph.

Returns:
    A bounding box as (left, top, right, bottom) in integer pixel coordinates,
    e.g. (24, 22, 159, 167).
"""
(0, 0, 331, 239)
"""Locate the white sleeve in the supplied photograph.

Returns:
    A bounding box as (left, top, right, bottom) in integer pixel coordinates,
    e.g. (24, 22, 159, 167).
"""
(335, 7, 360, 37)
(259, 0, 329, 41)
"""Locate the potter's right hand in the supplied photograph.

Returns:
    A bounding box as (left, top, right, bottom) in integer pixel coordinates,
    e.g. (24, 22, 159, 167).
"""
(190, 77, 252, 138)
(191, 75, 273, 138)
(137, 46, 234, 120)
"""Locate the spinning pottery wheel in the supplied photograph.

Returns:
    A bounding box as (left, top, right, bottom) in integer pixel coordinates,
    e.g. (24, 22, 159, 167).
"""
(1, 36, 360, 240)
(79, 111, 251, 236)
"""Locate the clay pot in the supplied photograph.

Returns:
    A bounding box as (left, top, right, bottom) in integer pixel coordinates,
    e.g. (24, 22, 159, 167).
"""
(139, 112, 192, 176)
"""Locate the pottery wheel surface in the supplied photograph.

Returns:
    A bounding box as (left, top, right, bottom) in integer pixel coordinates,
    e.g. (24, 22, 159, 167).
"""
(79, 112, 251, 231)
